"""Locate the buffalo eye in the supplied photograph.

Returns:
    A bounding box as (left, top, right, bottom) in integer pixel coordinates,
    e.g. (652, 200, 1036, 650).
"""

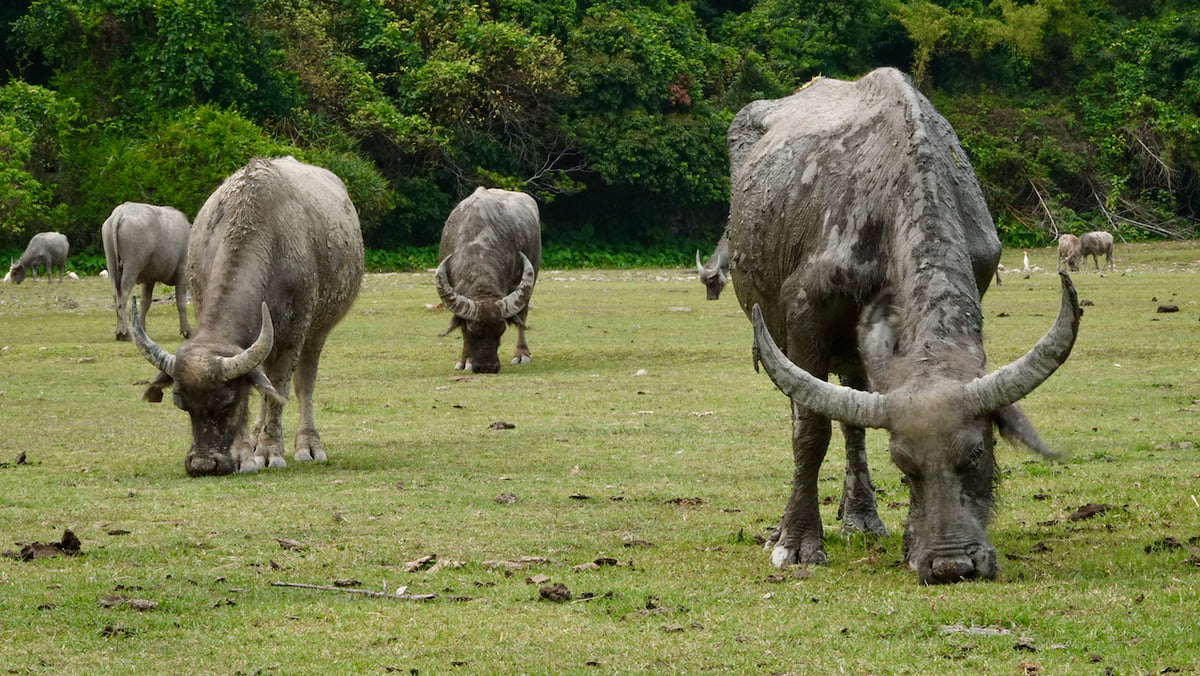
(956, 443, 987, 473)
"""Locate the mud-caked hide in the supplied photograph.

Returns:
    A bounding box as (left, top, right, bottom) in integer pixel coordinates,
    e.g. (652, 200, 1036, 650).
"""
(727, 68, 1082, 584)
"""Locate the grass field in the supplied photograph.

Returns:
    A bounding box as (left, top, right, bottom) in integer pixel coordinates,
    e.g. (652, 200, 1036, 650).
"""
(1, 242, 1198, 674)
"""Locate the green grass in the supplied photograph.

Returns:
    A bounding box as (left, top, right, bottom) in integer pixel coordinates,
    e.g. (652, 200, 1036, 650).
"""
(1, 242, 1198, 674)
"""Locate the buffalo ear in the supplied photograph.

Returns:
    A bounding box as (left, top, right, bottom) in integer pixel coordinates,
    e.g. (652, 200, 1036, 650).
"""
(248, 367, 287, 406)
(141, 371, 173, 403)
(438, 314, 463, 337)
(856, 296, 898, 387)
(993, 404, 1061, 460)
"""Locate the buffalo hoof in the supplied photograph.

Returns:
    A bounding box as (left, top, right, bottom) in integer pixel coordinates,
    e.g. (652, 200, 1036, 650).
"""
(186, 453, 237, 477)
(115, 332, 131, 342)
(295, 448, 327, 462)
(511, 354, 531, 365)
(238, 459, 260, 473)
(266, 456, 286, 469)
(840, 512, 889, 538)
(769, 543, 827, 568)
(765, 527, 828, 568)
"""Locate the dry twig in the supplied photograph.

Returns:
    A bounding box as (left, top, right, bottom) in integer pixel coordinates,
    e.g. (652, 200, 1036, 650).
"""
(270, 581, 436, 601)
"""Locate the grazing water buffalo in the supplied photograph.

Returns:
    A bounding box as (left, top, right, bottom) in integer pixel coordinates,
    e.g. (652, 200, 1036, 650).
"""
(101, 202, 192, 341)
(8, 232, 68, 284)
(727, 68, 1082, 584)
(1058, 234, 1081, 272)
(696, 231, 730, 300)
(435, 187, 540, 373)
(132, 157, 364, 476)
(1079, 231, 1115, 271)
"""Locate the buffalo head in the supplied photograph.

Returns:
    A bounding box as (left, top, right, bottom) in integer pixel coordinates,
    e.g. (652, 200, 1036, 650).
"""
(7, 262, 26, 285)
(131, 297, 284, 476)
(750, 273, 1081, 584)
(696, 250, 728, 300)
(435, 252, 536, 373)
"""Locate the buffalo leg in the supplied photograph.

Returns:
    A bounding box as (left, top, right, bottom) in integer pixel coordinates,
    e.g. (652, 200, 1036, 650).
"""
(293, 336, 329, 462)
(113, 272, 133, 341)
(837, 422, 889, 537)
(250, 354, 295, 470)
(511, 314, 531, 365)
(835, 373, 888, 537)
(766, 401, 831, 567)
(173, 285, 191, 338)
(136, 281, 155, 337)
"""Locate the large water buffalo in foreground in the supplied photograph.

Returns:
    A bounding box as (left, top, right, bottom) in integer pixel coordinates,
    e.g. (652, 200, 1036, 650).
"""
(435, 187, 540, 373)
(101, 202, 192, 341)
(1079, 231, 1115, 271)
(132, 157, 364, 476)
(727, 68, 1082, 584)
(696, 230, 730, 300)
(7, 232, 68, 284)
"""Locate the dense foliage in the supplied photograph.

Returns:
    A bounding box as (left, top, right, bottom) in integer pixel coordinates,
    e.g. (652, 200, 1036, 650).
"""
(1, 0, 1197, 263)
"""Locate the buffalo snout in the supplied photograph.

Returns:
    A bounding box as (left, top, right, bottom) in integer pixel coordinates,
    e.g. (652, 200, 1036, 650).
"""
(920, 545, 997, 584)
(185, 448, 238, 477)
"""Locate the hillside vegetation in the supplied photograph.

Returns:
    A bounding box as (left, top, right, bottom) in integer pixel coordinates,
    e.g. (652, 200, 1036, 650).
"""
(1, 0, 1198, 259)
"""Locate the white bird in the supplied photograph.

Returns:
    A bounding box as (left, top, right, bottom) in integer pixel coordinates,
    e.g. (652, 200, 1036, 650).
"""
(100, 269, 109, 279)
(1022, 251, 1030, 272)
(67, 271, 79, 280)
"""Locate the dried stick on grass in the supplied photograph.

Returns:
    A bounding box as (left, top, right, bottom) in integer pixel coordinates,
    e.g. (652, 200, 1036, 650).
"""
(270, 581, 436, 601)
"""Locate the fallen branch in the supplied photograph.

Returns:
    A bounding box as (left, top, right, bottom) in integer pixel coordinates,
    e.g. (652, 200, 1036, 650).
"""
(1029, 180, 1057, 236)
(270, 581, 436, 601)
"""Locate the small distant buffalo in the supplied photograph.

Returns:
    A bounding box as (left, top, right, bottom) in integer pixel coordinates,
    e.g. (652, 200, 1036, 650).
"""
(435, 187, 541, 373)
(1057, 234, 1081, 272)
(101, 202, 192, 341)
(696, 231, 729, 300)
(1079, 231, 1115, 271)
(7, 232, 69, 284)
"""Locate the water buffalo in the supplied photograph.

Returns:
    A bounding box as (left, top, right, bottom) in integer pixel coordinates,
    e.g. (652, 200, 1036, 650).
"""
(7, 232, 68, 284)
(435, 187, 540, 373)
(1079, 231, 1115, 271)
(1057, 234, 1081, 271)
(696, 231, 730, 300)
(727, 68, 1081, 584)
(132, 157, 364, 476)
(101, 202, 192, 341)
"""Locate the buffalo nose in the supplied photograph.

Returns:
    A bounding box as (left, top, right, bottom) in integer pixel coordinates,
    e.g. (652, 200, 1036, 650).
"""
(929, 556, 977, 584)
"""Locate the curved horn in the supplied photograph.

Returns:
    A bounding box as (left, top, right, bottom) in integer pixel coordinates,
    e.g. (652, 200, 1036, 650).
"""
(497, 252, 536, 320)
(435, 254, 481, 322)
(963, 271, 1081, 415)
(751, 304, 889, 428)
(219, 302, 274, 381)
(696, 250, 705, 273)
(130, 295, 176, 376)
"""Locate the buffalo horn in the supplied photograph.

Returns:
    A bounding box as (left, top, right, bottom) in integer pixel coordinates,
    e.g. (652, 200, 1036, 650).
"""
(497, 253, 536, 320)
(751, 304, 889, 429)
(219, 302, 275, 381)
(130, 295, 176, 376)
(695, 250, 704, 273)
(435, 254, 481, 322)
(963, 271, 1081, 416)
